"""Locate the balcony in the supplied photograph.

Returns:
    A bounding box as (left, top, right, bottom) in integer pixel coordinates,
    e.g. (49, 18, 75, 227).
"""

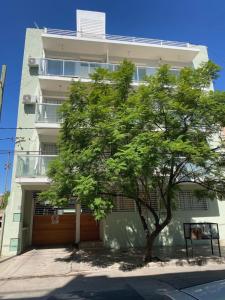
(15, 155, 57, 185)
(38, 58, 180, 92)
(39, 58, 179, 81)
(42, 28, 200, 63)
(36, 103, 62, 123)
(35, 103, 62, 135)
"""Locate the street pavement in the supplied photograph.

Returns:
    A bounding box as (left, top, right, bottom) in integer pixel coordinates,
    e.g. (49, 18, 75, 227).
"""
(0, 247, 225, 299)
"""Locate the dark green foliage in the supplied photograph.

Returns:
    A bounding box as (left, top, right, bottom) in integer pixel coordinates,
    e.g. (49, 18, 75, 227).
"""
(39, 60, 225, 259)
(0, 191, 10, 209)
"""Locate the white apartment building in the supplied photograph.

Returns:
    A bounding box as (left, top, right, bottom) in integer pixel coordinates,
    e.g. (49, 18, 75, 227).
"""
(2, 10, 225, 256)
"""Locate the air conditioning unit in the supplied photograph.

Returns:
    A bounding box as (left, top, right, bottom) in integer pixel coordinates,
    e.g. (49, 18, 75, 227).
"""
(22, 94, 37, 104)
(28, 57, 39, 67)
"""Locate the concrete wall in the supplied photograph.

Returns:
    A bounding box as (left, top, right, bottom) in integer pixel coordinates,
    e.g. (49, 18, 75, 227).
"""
(103, 198, 225, 249)
(1, 29, 43, 256)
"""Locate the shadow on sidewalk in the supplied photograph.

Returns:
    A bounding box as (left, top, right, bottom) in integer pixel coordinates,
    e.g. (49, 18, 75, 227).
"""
(54, 245, 225, 271)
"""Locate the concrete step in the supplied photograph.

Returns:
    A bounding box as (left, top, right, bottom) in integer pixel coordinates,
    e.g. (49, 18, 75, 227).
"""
(79, 241, 103, 249)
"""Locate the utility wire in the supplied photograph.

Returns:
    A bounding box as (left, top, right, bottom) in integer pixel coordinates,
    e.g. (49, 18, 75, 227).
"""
(0, 127, 36, 130)
(4, 152, 11, 192)
(0, 137, 14, 141)
(0, 150, 49, 155)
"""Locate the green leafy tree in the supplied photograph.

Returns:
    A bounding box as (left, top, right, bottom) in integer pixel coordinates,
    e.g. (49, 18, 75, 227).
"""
(40, 60, 225, 261)
(0, 191, 10, 209)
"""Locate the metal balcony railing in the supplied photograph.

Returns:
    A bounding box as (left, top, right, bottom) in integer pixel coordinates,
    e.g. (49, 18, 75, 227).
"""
(35, 103, 62, 124)
(16, 155, 57, 177)
(44, 28, 192, 48)
(39, 58, 180, 81)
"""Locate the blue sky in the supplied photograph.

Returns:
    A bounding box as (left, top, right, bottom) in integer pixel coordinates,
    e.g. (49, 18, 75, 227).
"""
(0, 0, 225, 194)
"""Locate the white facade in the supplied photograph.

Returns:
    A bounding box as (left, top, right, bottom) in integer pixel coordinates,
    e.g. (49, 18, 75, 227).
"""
(2, 10, 224, 257)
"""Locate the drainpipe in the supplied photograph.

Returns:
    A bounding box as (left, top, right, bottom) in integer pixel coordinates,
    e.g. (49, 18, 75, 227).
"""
(75, 201, 81, 245)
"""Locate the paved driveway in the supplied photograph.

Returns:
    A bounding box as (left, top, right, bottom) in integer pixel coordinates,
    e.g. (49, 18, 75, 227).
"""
(0, 247, 225, 299)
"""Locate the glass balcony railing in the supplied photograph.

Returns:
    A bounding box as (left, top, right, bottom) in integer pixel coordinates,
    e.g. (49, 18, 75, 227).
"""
(35, 103, 62, 124)
(39, 59, 180, 82)
(16, 155, 57, 177)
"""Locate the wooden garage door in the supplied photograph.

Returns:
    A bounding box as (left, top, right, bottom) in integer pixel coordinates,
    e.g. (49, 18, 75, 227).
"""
(32, 194, 100, 246)
(80, 214, 100, 241)
(32, 215, 76, 246)
(32, 214, 100, 246)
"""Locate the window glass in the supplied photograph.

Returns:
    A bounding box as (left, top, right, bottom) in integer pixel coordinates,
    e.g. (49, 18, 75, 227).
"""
(79, 62, 89, 78)
(133, 68, 138, 81)
(41, 143, 58, 155)
(178, 191, 208, 210)
(64, 61, 75, 76)
(138, 67, 147, 81)
(89, 63, 104, 74)
(146, 67, 156, 76)
(47, 60, 63, 76)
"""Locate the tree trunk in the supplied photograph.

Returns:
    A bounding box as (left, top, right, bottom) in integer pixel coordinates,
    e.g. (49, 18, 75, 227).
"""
(134, 194, 172, 262)
(144, 228, 162, 262)
(144, 214, 172, 262)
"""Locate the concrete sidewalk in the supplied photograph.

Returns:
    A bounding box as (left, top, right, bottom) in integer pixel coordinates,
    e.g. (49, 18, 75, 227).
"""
(1, 247, 225, 299)
(1, 246, 225, 279)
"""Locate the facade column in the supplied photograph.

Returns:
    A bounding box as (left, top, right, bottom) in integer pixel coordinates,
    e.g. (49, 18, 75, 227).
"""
(75, 201, 81, 244)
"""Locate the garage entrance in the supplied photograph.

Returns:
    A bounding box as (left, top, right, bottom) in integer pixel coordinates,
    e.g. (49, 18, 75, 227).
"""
(32, 197, 100, 246)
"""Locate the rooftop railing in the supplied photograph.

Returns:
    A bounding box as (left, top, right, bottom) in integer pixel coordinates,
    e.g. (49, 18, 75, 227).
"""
(16, 155, 57, 177)
(44, 28, 193, 49)
(39, 58, 180, 81)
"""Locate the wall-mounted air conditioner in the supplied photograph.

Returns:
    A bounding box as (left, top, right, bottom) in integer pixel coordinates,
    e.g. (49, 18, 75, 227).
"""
(22, 94, 37, 104)
(28, 57, 40, 67)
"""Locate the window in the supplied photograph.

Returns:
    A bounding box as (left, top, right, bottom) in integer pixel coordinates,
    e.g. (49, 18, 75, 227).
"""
(47, 60, 63, 76)
(43, 99, 63, 104)
(13, 213, 21, 222)
(112, 188, 159, 213)
(64, 61, 75, 76)
(79, 62, 89, 78)
(178, 190, 208, 211)
(34, 198, 76, 215)
(138, 67, 147, 81)
(139, 190, 159, 211)
(146, 67, 157, 76)
(112, 195, 136, 212)
(41, 143, 58, 155)
(89, 63, 106, 74)
(9, 238, 19, 252)
(112, 189, 208, 213)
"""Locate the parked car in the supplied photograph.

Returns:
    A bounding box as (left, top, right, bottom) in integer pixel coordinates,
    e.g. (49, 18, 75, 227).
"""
(163, 279, 225, 299)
